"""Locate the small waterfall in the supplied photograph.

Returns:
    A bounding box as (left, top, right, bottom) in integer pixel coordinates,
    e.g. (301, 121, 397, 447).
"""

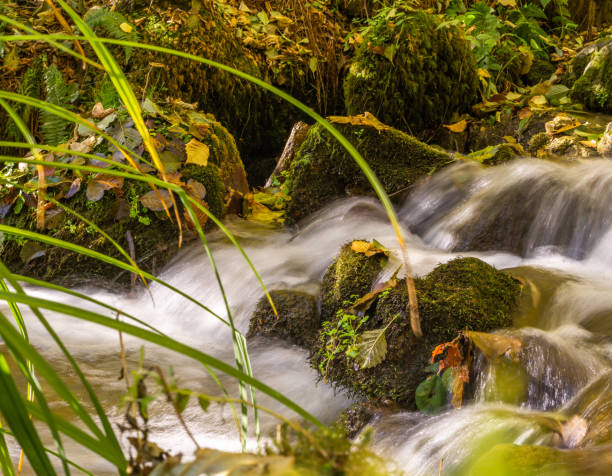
(401, 159, 612, 259)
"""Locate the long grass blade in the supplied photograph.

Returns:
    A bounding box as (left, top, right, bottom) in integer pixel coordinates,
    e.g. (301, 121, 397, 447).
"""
(0, 291, 324, 428)
(0, 353, 55, 476)
(0, 423, 16, 476)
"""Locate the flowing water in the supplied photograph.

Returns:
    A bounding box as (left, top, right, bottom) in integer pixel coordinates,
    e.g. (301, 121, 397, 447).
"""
(2, 157, 612, 474)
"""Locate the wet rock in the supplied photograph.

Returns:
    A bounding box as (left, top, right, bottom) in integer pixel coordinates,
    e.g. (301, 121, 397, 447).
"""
(339, 400, 398, 439)
(545, 115, 578, 135)
(247, 290, 320, 347)
(468, 443, 612, 476)
(597, 122, 612, 157)
(344, 7, 479, 134)
(528, 132, 551, 155)
(312, 257, 520, 408)
(546, 136, 598, 158)
(569, 40, 612, 113)
(463, 143, 518, 166)
(284, 114, 450, 222)
(320, 242, 386, 322)
(565, 371, 612, 447)
(264, 122, 310, 189)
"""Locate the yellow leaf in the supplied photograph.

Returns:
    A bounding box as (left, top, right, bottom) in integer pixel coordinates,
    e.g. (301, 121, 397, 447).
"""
(530, 95, 548, 106)
(443, 119, 468, 133)
(498, 0, 517, 5)
(350, 240, 390, 257)
(477, 68, 491, 78)
(506, 92, 522, 101)
(185, 139, 209, 167)
(119, 22, 133, 33)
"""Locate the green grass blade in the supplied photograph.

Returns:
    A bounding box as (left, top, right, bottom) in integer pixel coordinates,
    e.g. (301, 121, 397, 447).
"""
(0, 291, 324, 428)
(0, 263, 125, 470)
(0, 428, 93, 476)
(0, 223, 229, 326)
(0, 353, 55, 476)
(0, 423, 16, 476)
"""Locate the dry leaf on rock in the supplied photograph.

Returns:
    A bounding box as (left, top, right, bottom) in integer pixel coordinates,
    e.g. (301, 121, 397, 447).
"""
(185, 139, 209, 167)
(140, 189, 174, 211)
(91, 102, 116, 119)
(86, 180, 105, 202)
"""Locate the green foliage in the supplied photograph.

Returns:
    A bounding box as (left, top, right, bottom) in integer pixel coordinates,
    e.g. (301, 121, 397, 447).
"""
(83, 7, 139, 61)
(6, 59, 43, 142)
(415, 363, 453, 414)
(40, 65, 79, 146)
(319, 298, 371, 380)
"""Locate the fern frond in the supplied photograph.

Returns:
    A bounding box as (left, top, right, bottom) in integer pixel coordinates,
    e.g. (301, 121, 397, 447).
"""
(83, 7, 139, 61)
(40, 65, 78, 146)
(6, 60, 44, 142)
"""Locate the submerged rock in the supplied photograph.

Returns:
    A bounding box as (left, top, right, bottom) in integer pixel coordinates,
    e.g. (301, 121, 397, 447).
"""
(344, 6, 479, 133)
(284, 114, 450, 222)
(247, 290, 320, 347)
(312, 257, 520, 407)
(597, 122, 612, 157)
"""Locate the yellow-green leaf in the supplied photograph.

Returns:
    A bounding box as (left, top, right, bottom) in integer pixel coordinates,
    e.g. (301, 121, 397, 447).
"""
(185, 139, 210, 167)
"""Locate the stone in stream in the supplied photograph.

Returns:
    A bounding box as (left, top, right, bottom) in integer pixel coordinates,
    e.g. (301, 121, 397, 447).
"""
(311, 249, 520, 408)
(284, 113, 450, 223)
(344, 7, 479, 134)
(0, 107, 247, 287)
(247, 290, 320, 347)
(597, 122, 612, 157)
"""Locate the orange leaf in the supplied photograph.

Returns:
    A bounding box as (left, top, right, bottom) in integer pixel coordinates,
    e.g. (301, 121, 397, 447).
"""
(443, 119, 468, 133)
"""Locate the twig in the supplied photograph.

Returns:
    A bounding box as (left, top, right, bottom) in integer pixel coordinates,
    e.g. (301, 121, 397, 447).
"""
(43, 0, 88, 70)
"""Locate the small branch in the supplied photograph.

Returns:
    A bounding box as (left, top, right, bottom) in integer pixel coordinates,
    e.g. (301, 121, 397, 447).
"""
(44, 0, 88, 70)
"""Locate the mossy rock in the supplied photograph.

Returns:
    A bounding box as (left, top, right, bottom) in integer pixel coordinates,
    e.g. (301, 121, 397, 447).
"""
(247, 290, 320, 347)
(524, 58, 555, 85)
(0, 111, 244, 286)
(570, 40, 612, 113)
(528, 132, 551, 155)
(464, 144, 518, 166)
(284, 115, 450, 222)
(312, 257, 520, 407)
(333, 0, 383, 19)
(344, 6, 479, 133)
(320, 242, 386, 322)
(129, 2, 296, 182)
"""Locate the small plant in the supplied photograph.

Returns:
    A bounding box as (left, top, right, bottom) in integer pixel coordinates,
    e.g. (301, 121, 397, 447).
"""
(318, 296, 371, 380)
(129, 188, 151, 226)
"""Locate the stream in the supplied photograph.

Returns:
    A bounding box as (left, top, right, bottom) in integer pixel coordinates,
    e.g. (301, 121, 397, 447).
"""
(2, 157, 612, 474)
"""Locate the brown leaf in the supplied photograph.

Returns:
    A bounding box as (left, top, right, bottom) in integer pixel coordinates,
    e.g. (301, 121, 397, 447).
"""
(186, 179, 207, 199)
(65, 178, 81, 199)
(91, 102, 116, 119)
(451, 365, 469, 408)
(140, 189, 173, 211)
(86, 180, 105, 202)
(95, 175, 124, 190)
(518, 107, 532, 120)
(345, 268, 400, 315)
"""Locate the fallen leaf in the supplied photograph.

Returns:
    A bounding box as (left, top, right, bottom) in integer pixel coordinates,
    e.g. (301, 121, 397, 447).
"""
(95, 175, 124, 190)
(451, 365, 470, 408)
(65, 178, 81, 199)
(119, 22, 133, 33)
(466, 331, 521, 362)
(140, 189, 173, 211)
(518, 107, 532, 120)
(91, 102, 116, 119)
(443, 119, 468, 133)
(86, 180, 105, 202)
(185, 139, 209, 167)
(355, 328, 388, 369)
(350, 239, 390, 257)
(186, 179, 207, 199)
(477, 68, 491, 78)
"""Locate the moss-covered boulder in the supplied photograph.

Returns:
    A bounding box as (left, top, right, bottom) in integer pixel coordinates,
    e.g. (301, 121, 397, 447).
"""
(247, 290, 320, 347)
(284, 114, 450, 222)
(319, 242, 386, 322)
(344, 6, 479, 134)
(468, 443, 610, 476)
(0, 106, 246, 287)
(569, 39, 612, 113)
(312, 257, 520, 407)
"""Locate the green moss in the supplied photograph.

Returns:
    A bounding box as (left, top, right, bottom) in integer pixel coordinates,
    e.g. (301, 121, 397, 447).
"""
(247, 290, 320, 347)
(312, 257, 520, 407)
(528, 132, 551, 155)
(181, 164, 225, 219)
(492, 43, 523, 87)
(570, 45, 612, 113)
(285, 117, 450, 222)
(465, 144, 517, 166)
(524, 58, 555, 85)
(320, 243, 385, 322)
(344, 7, 479, 133)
